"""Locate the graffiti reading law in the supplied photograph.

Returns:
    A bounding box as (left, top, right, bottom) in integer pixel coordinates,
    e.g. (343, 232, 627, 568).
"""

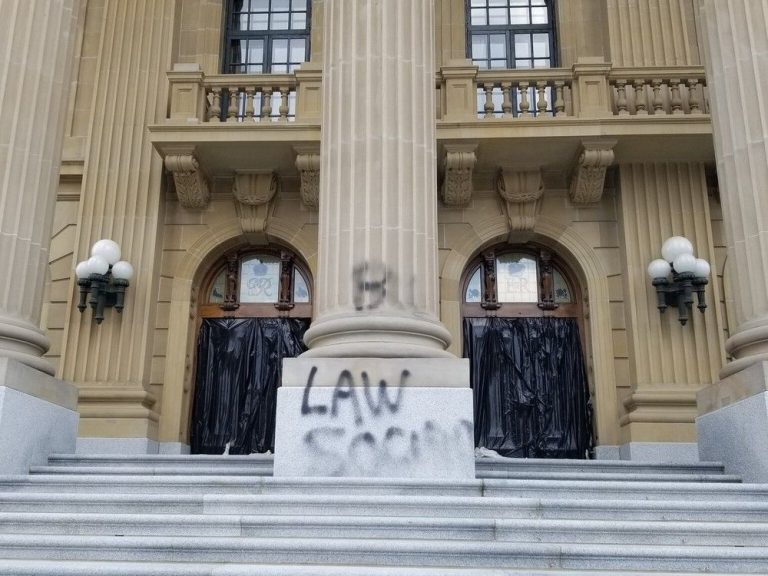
(299, 365, 472, 475)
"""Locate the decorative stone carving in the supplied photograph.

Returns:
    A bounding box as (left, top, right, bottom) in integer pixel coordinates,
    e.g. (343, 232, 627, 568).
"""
(568, 140, 616, 204)
(232, 170, 280, 235)
(232, 170, 280, 206)
(496, 169, 544, 231)
(164, 153, 210, 209)
(440, 144, 477, 206)
(295, 150, 320, 209)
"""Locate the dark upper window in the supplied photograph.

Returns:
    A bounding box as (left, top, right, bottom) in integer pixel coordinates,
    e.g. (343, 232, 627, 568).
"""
(467, 0, 556, 69)
(224, 0, 310, 74)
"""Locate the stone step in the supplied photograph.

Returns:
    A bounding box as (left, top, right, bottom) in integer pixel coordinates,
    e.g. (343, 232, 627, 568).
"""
(28, 465, 740, 484)
(1, 493, 767, 522)
(0, 512, 766, 546)
(474, 457, 727, 475)
(47, 454, 728, 476)
(0, 475, 765, 501)
(0, 560, 754, 576)
(0, 535, 766, 572)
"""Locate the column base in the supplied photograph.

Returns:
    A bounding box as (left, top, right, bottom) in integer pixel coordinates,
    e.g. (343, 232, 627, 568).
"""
(302, 314, 454, 358)
(0, 358, 78, 474)
(697, 361, 768, 482)
(274, 358, 475, 479)
(0, 316, 54, 375)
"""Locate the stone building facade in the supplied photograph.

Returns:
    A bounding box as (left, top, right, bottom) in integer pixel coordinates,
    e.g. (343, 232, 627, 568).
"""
(2, 0, 767, 479)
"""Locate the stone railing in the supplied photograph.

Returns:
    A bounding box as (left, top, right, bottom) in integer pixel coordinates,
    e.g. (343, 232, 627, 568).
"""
(474, 69, 574, 118)
(166, 64, 323, 124)
(608, 67, 708, 116)
(437, 60, 709, 121)
(166, 62, 708, 125)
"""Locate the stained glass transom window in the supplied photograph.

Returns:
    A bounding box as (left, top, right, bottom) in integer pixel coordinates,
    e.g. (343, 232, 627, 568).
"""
(496, 254, 539, 303)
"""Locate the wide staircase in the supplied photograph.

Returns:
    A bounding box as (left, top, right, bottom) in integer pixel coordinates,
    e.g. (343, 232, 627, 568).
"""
(0, 454, 766, 575)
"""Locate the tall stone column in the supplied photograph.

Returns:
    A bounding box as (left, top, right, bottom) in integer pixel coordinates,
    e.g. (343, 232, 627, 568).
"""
(274, 0, 474, 478)
(696, 0, 768, 481)
(0, 0, 80, 472)
(0, 0, 80, 375)
(302, 0, 452, 358)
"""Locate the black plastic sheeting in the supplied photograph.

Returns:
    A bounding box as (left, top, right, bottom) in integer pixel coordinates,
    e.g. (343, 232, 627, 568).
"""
(191, 317, 309, 455)
(463, 316, 593, 459)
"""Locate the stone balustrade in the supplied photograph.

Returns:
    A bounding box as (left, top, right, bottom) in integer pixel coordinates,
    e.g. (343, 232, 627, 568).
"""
(205, 76, 297, 122)
(474, 69, 574, 118)
(166, 64, 708, 124)
(608, 68, 708, 116)
(166, 64, 322, 124)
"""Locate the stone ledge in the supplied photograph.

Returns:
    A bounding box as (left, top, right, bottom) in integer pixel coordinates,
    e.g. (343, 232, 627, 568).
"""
(0, 358, 77, 410)
(698, 361, 768, 416)
(281, 358, 470, 388)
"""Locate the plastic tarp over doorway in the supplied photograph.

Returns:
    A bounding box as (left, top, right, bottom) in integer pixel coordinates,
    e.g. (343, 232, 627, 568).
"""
(463, 316, 593, 459)
(191, 317, 309, 454)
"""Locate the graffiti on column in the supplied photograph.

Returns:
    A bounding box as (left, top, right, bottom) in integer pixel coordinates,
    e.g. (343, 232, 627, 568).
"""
(352, 260, 417, 311)
(300, 365, 472, 476)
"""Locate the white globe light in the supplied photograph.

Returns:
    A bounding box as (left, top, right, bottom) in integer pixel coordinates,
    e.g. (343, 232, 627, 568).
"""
(694, 258, 711, 279)
(673, 253, 697, 274)
(87, 255, 109, 275)
(647, 259, 671, 280)
(91, 239, 121, 265)
(75, 261, 91, 279)
(661, 236, 694, 263)
(111, 261, 134, 281)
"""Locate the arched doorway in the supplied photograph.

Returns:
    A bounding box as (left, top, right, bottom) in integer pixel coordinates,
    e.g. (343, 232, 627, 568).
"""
(462, 245, 593, 458)
(191, 248, 312, 454)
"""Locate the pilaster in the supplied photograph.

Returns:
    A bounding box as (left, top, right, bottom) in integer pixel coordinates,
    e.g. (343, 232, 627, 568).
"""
(59, 0, 176, 444)
(617, 162, 725, 444)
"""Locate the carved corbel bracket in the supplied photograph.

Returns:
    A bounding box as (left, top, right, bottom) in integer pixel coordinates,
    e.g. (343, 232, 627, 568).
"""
(440, 144, 477, 206)
(569, 140, 616, 204)
(232, 170, 280, 236)
(294, 146, 320, 209)
(165, 152, 211, 209)
(496, 168, 544, 231)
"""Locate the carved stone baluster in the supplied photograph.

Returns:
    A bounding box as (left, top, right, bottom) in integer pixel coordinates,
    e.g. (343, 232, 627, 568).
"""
(261, 87, 273, 120)
(501, 82, 513, 117)
(483, 83, 495, 118)
(536, 81, 548, 117)
(244, 87, 255, 121)
(670, 78, 683, 115)
(554, 81, 566, 116)
(208, 87, 222, 122)
(519, 81, 531, 117)
(688, 79, 702, 114)
(615, 80, 629, 115)
(652, 79, 664, 114)
(227, 86, 239, 122)
(634, 79, 648, 115)
(278, 85, 290, 121)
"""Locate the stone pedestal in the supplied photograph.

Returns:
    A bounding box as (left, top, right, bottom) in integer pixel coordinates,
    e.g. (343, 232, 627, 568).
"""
(0, 359, 78, 474)
(274, 359, 475, 479)
(697, 362, 768, 482)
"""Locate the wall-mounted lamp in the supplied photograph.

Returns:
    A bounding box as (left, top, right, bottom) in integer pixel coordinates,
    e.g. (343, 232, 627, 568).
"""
(75, 240, 134, 324)
(647, 236, 710, 326)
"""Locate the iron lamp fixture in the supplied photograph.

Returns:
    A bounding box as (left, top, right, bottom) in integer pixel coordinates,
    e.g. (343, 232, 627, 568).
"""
(647, 236, 710, 326)
(75, 240, 134, 324)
